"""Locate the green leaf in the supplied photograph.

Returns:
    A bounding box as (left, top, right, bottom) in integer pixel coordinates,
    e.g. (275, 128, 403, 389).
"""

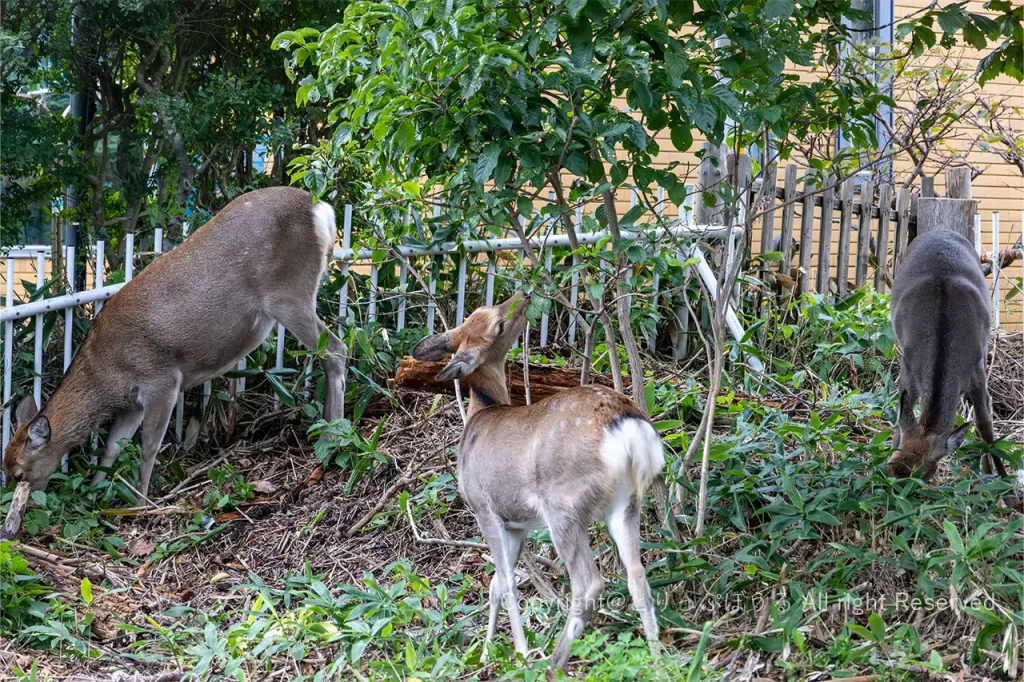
(937, 8, 970, 35)
(847, 623, 873, 640)
(780, 471, 804, 512)
(267, 372, 296, 407)
(943, 520, 965, 554)
(568, 0, 588, 19)
(670, 123, 693, 152)
(473, 143, 501, 184)
(806, 510, 840, 525)
(653, 419, 681, 432)
(565, 150, 590, 176)
(964, 606, 1005, 626)
(81, 577, 93, 605)
(868, 612, 886, 642)
(962, 22, 988, 50)
(765, 0, 795, 21)
(669, 183, 690, 206)
(686, 621, 713, 682)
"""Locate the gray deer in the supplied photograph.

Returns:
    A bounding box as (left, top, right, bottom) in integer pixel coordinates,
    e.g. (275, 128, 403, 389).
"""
(411, 293, 663, 670)
(888, 230, 1006, 481)
(4, 187, 347, 500)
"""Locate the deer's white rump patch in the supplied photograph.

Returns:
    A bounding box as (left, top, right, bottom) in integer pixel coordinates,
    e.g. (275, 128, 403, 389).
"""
(312, 202, 337, 253)
(599, 418, 665, 498)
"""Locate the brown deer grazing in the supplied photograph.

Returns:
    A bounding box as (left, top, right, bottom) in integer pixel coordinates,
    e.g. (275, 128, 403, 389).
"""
(4, 187, 347, 501)
(411, 293, 663, 670)
(888, 230, 1006, 481)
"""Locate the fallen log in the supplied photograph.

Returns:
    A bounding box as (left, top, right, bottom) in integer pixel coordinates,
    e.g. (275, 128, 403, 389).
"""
(1, 481, 32, 541)
(392, 356, 627, 405)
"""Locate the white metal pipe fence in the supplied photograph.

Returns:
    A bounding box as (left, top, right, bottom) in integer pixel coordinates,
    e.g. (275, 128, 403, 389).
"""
(0, 202, 738, 476)
(11, 200, 1018, 480)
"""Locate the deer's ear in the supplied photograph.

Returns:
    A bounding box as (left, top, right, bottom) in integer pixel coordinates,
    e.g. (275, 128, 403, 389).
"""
(412, 332, 453, 362)
(15, 396, 38, 426)
(27, 416, 50, 448)
(436, 349, 481, 381)
(945, 421, 972, 453)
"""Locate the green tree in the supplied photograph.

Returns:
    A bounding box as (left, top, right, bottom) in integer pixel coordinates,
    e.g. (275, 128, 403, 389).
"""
(276, 0, 897, 408)
(1, 0, 350, 265)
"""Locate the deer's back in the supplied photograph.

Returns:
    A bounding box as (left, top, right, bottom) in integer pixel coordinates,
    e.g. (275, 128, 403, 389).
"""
(891, 231, 990, 387)
(79, 187, 330, 378)
(456, 386, 651, 526)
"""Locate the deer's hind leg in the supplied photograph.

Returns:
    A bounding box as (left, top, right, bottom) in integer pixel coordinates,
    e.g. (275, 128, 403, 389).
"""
(607, 494, 659, 654)
(267, 295, 347, 421)
(547, 515, 603, 670)
(968, 365, 1006, 478)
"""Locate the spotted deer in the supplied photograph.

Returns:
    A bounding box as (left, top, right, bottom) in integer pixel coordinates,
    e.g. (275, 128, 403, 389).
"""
(4, 186, 347, 503)
(888, 230, 1006, 481)
(411, 293, 663, 669)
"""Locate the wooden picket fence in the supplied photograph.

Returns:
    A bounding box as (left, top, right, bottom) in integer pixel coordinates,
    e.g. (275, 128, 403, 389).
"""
(727, 158, 1022, 330)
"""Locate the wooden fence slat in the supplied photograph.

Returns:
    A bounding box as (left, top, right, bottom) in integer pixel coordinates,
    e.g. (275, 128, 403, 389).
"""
(893, 188, 911, 277)
(760, 162, 778, 272)
(835, 178, 855, 296)
(778, 165, 798, 274)
(875, 185, 893, 292)
(921, 176, 935, 198)
(816, 180, 835, 294)
(855, 180, 875, 288)
(799, 180, 816, 294)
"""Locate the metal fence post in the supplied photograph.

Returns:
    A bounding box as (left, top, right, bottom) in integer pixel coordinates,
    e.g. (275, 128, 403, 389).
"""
(34, 253, 45, 408)
(992, 212, 1000, 329)
(2, 257, 14, 474)
(338, 204, 352, 332)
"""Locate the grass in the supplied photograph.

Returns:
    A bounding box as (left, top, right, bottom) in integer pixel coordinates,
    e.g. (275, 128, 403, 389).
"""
(1, 291, 1022, 681)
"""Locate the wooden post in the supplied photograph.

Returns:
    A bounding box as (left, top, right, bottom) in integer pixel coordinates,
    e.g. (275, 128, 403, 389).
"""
(799, 179, 816, 294)
(760, 162, 778, 271)
(892, 188, 911, 277)
(695, 142, 727, 227)
(778, 165, 798, 274)
(855, 180, 875, 288)
(945, 167, 972, 200)
(816, 179, 836, 294)
(672, 141, 727, 356)
(875, 185, 893, 292)
(917, 198, 978, 241)
(732, 154, 753, 294)
(835, 178, 855, 296)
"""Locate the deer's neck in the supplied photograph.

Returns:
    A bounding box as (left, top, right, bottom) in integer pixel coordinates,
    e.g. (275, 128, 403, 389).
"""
(43, 358, 119, 448)
(464, 363, 510, 419)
